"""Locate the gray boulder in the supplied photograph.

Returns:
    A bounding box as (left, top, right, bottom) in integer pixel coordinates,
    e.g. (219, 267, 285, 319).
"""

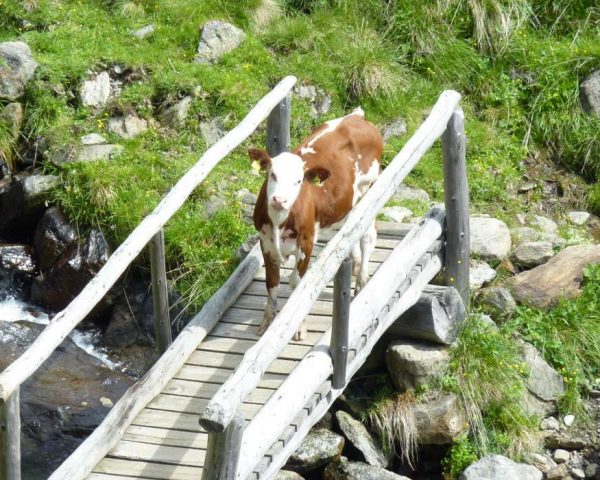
(34, 207, 79, 272)
(386, 340, 450, 392)
(509, 244, 600, 308)
(383, 119, 407, 141)
(159, 96, 192, 128)
(80, 133, 107, 145)
(294, 85, 332, 118)
(335, 411, 388, 468)
(520, 342, 564, 417)
(567, 211, 590, 225)
(510, 241, 554, 268)
(286, 429, 344, 473)
(459, 454, 543, 480)
(475, 287, 517, 318)
(195, 20, 246, 63)
(131, 24, 155, 39)
(414, 392, 468, 444)
(199, 117, 227, 146)
(1, 102, 24, 140)
(0, 41, 38, 100)
(469, 260, 496, 289)
(393, 184, 430, 203)
(470, 217, 511, 261)
(324, 457, 412, 480)
(108, 115, 148, 139)
(79, 71, 111, 107)
(380, 206, 412, 223)
(532, 215, 559, 235)
(275, 472, 304, 480)
(511, 227, 542, 246)
(580, 70, 600, 116)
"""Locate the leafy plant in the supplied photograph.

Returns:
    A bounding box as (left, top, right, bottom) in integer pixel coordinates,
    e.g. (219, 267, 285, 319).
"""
(442, 435, 478, 479)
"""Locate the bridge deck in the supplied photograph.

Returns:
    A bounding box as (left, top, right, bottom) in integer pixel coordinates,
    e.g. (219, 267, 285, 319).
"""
(87, 222, 411, 480)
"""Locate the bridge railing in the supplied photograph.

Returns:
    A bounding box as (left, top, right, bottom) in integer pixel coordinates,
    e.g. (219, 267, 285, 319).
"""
(198, 89, 469, 479)
(0, 76, 298, 480)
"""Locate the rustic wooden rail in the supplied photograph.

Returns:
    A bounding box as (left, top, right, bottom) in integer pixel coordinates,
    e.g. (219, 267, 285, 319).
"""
(0, 76, 298, 480)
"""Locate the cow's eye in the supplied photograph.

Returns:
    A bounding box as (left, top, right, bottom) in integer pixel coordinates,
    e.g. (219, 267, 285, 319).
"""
(296, 180, 301, 185)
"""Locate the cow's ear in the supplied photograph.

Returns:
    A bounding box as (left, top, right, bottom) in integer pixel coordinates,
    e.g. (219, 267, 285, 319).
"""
(248, 148, 271, 170)
(304, 167, 331, 184)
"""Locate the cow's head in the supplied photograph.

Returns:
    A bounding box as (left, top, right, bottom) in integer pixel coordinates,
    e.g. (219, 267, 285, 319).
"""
(249, 148, 305, 214)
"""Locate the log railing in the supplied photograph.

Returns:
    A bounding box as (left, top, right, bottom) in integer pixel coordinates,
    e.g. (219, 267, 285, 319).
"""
(198, 89, 469, 478)
(0, 75, 298, 480)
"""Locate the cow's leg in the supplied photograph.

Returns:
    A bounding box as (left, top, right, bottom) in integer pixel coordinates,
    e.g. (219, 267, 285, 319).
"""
(258, 252, 280, 336)
(351, 243, 361, 276)
(291, 241, 313, 341)
(356, 221, 376, 294)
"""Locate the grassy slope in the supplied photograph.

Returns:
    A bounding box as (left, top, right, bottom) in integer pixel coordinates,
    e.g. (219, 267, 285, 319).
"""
(1, 0, 600, 475)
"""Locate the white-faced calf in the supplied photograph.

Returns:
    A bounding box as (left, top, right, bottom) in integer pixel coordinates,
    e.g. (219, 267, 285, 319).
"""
(250, 108, 383, 340)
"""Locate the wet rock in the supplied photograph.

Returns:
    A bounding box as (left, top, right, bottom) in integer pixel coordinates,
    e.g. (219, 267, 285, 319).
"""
(510, 241, 554, 268)
(194, 20, 246, 63)
(380, 206, 412, 223)
(475, 287, 517, 318)
(199, 117, 227, 146)
(568, 211, 590, 225)
(509, 244, 600, 309)
(580, 70, 600, 116)
(30, 229, 114, 313)
(131, 24, 155, 39)
(470, 217, 511, 261)
(459, 454, 543, 480)
(286, 428, 344, 473)
(33, 207, 79, 272)
(386, 340, 450, 392)
(393, 184, 430, 203)
(324, 457, 412, 480)
(0, 244, 36, 300)
(79, 71, 111, 107)
(414, 392, 468, 444)
(469, 260, 497, 289)
(383, 119, 408, 141)
(159, 96, 192, 128)
(108, 114, 148, 139)
(0, 321, 133, 478)
(335, 411, 388, 468)
(0, 41, 38, 100)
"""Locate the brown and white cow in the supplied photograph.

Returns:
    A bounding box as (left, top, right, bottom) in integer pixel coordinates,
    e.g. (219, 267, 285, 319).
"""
(250, 108, 383, 340)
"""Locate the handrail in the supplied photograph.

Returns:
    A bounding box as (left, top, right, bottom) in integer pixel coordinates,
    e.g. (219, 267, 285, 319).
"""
(199, 89, 462, 433)
(0, 75, 297, 402)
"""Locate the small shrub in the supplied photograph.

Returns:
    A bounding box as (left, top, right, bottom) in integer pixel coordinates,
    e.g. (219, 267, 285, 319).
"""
(442, 435, 478, 479)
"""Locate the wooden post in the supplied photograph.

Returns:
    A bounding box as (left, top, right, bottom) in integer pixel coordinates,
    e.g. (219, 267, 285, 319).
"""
(0, 389, 20, 480)
(266, 93, 291, 157)
(149, 229, 172, 354)
(441, 107, 470, 307)
(202, 413, 245, 480)
(331, 257, 352, 389)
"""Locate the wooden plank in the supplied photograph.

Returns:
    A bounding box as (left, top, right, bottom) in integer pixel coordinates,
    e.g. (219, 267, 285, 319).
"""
(93, 458, 201, 480)
(235, 294, 333, 316)
(185, 351, 298, 375)
(122, 425, 208, 449)
(88, 474, 154, 480)
(146, 394, 260, 419)
(209, 322, 324, 345)
(163, 379, 275, 404)
(220, 307, 332, 328)
(197, 336, 311, 360)
(132, 410, 208, 432)
(109, 440, 205, 467)
(173, 364, 287, 389)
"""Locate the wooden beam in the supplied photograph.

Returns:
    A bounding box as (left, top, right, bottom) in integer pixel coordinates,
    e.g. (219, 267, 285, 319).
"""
(0, 389, 20, 480)
(150, 229, 172, 353)
(0, 75, 297, 402)
(266, 93, 291, 156)
(48, 244, 263, 480)
(201, 414, 244, 480)
(331, 257, 352, 389)
(442, 107, 470, 307)
(198, 91, 461, 433)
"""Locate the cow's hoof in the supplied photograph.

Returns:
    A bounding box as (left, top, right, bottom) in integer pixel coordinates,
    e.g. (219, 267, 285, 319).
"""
(292, 325, 307, 341)
(257, 319, 271, 336)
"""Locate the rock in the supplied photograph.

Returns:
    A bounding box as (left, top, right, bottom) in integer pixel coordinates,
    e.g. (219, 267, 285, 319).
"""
(236, 233, 260, 261)
(511, 227, 541, 246)
(0, 321, 133, 477)
(199, 117, 227, 146)
(585, 463, 599, 479)
(532, 215, 559, 234)
(386, 340, 450, 392)
(159, 96, 192, 128)
(469, 260, 497, 289)
(77, 144, 124, 163)
(383, 119, 408, 141)
(509, 244, 600, 308)
(324, 457, 412, 480)
(33, 207, 79, 272)
(580, 70, 600, 116)
(476, 287, 517, 318)
(522, 342, 565, 406)
(293, 85, 332, 118)
(546, 464, 568, 480)
(0, 41, 38, 100)
(563, 414, 575, 427)
(194, 20, 246, 63)
(541, 416, 561, 431)
(335, 411, 388, 468)
(286, 428, 344, 473)
(510, 241, 554, 268)
(1, 102, 24, 139)
(470, 217, 511, 261)
(553, 449, 570, 464)
(79, 71, 111, 107)
(572, 468, 586, 479)
(413, 392, 468, 444)
(393, 184, 430, 203)
(80, 133, 107, 145)
(131, 24, 155, 39)
(0, 244, 36, 300)
(20, 174, 60, 204)
(380, 206, 412, 223)
(108, 115, 148, 139)
(545, 433, 591, 450)
(530, 453, 557, 475)
(568, 211, 590, 225)
(275, 471, 304, 480)
(458, 454, 543, 480)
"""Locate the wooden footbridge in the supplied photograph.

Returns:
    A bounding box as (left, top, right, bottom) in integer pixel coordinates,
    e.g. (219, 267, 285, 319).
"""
(0, 76, 470, 480)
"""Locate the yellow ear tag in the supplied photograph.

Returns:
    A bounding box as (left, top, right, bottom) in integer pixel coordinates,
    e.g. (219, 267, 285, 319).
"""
(251, 160, 261, 172)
